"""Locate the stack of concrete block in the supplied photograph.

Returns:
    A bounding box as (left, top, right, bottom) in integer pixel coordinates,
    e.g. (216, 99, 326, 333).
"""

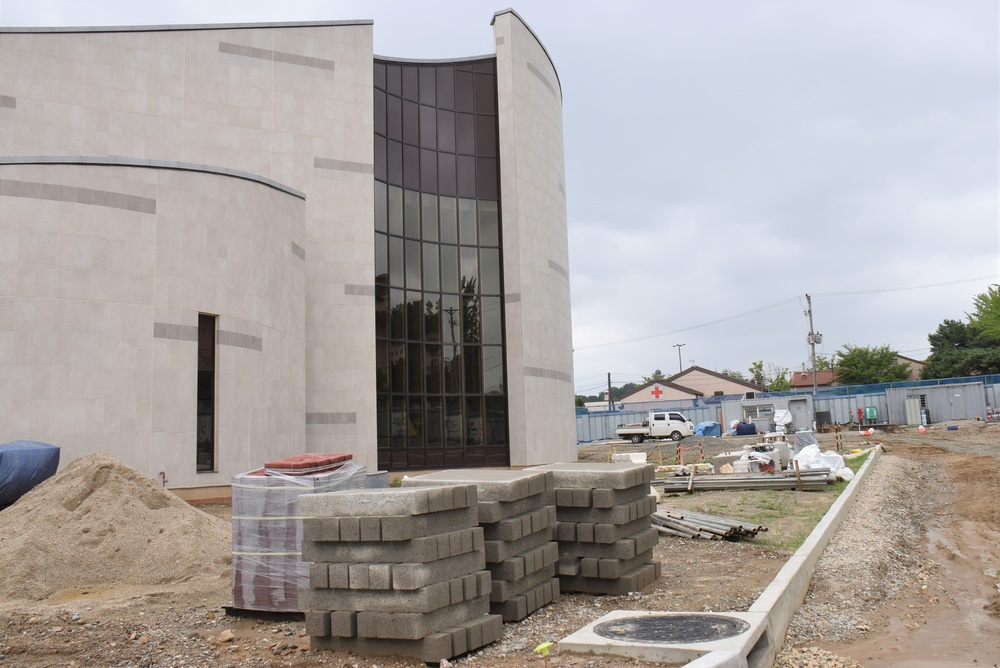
(403, 469, 560, 621)
(298, 485, 502, 663)
(528, 462, 661, 595)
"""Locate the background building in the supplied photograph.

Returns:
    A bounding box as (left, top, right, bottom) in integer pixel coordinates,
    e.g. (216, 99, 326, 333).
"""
(0, 10, 575, 496)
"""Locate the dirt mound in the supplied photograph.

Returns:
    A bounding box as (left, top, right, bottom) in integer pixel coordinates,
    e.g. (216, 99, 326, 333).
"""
(0, 452, 231, 602)
(948, 455, 1000, 528)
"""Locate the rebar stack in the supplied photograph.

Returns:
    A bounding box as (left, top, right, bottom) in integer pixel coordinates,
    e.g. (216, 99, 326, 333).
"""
(651, 508, 767, 541)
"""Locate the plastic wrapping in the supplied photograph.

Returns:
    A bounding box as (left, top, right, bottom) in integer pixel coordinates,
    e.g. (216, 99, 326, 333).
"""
(0, 441, 61, 510)
(231, 457, 366, 613)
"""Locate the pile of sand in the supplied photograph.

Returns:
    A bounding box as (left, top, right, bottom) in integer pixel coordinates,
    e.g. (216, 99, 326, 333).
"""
(0, 452, 231, 601)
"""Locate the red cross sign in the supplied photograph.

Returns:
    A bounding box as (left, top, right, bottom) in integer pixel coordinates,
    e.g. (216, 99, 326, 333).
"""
(650, 386, 663, 399)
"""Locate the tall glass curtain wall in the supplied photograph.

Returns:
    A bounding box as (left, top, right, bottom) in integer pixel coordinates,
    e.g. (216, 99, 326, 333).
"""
(374, 58, 509, 470)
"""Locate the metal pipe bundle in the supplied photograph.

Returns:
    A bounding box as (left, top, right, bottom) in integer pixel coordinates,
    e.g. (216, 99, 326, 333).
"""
(651, 508, 768, 541)
(653, 467, 832, 493)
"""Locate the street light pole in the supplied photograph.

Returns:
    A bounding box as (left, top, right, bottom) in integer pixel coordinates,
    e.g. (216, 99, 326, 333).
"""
(673, 343, 685, 374)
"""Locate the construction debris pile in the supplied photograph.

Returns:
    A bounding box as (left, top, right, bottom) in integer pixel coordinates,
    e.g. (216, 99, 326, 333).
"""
(652, 508, 768, 541)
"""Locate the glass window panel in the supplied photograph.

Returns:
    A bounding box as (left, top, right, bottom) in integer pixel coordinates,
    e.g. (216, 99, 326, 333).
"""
(419, 105, 436, 148)
(404, 189, 420, 239)
(445, 396, 462, 445)
(408, 344, 423, 394)
(438, 153, 456, 197)
(388, 185, 403, 236)
(481, 296, 502, 344)
(420, 149, 438, 193)
(480, 249, 500, 295)
(475, 60, 495, 74)
(389, 237, 404, 287)
(390, 343, 406, 393)
(390, 288, 405, 339)
(482, 345, 504, 394)
(462, 294, 480, 343)
(406, 292, 424, 342)
(460, 247, 479, 292)
(465, 396, 483, 445)
(440, 245, 458, 294)
(386, 64, 401, 96)
(478, 201, 498, 246)
(436, 109, 455, 153)
(376, 340, 389, 392)
(402, 99, 419, 144)
(375, 284, 389, 337)
(425, 344, 442, 394)
(425, 396, 443, 447)
(374, 135, 387, 182)
(386, 94, 402, 140)
(387, 139, 403, 186)
(475, 115, 497, 156)
(458, 199, 477, 246)
(418, 66, 436, 105)
(424, 295, 441, 342)
(439, 197, 457, 244)
(377, 394, 389, 449)
(476, 157, 498, 200)
(422, 243, 440, 293)
(455, 70, 474, 113)
(456, 155, 476, 198)
(474, 73, 496, 114)
(405, 242, 421, 291)
(375, 234, 388, 286)
(485, 396, 507, 446)
(441, 294, 460, 345)
(436, 65, 454, 110)
(374, 89, 387, 136)
(456, 113, 475, 154)
(391, 395, 407, 448)
(421, 194, 438, 241)
(403, 144, 419, 190)
(443, 344, 462, 394)
(374, 62, 387, 90)
(374, 181, 387, 233)
(402, 65, 418, 100)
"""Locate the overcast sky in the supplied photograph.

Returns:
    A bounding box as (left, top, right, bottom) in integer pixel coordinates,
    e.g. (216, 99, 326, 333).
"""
(2, 1, 997, 396)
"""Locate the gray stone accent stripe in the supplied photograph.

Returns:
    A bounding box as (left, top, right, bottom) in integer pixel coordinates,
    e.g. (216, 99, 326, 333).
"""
(153, 322, 199, 342)
(314, 157, 374, 174)
(0, 95, 15, 109)
(218, 330, 263, 352)
(496, 36, 505, 46)
(345, 284, 376, 297)
(524, 366, 572, 384)
(0, 178, 156, 213)
(527, 61, 558, 100)
(505, 293, 521, 303)
(0, 156, 305, 199)
(548, 259, 569, 279)
(306, 412, 357, 425)
(291, 242, 306, 260)
(559, 181, 565, 196)
(219, 41, 336, 72)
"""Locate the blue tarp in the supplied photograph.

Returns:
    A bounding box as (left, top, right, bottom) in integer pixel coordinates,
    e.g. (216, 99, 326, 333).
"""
(695, 421, 722, 436)
(0, 441, 60, 510)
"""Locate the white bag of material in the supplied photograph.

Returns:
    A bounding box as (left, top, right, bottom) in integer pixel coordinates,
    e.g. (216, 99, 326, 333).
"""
(819, 450, 845, 472)
(793, 444, 829, 470)
(836, 467, 855, 482)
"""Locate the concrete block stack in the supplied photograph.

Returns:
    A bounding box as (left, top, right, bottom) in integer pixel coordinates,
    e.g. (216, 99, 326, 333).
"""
(403, 469, 560, 621)
(298, 485, 502, 663)
(528, 462, 661, 595)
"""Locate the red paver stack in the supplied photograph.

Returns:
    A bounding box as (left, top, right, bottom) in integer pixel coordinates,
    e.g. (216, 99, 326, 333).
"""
(231, 453, 366, 613)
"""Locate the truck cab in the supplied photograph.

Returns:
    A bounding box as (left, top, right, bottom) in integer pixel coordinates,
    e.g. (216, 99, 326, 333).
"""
(615, 411, 695, 443)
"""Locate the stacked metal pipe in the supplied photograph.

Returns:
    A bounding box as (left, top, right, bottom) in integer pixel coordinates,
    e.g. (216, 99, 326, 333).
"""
(651, 508, 767, 541)
(653, 467, 831, 493)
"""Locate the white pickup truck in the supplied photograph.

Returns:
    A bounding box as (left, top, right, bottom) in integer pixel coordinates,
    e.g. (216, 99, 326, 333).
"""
(615, 411, 696, 443)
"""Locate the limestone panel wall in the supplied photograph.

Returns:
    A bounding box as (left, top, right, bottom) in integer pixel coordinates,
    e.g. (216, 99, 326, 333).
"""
(0, 162, 306, 486)
(492, 11, 575, 466)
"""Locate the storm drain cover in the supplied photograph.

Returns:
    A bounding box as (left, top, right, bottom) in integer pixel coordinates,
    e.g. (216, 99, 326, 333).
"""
(593, 614, 750, 645)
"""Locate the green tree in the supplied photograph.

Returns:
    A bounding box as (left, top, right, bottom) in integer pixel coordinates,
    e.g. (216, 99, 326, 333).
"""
(769, 369, 791, 391)
(834, 344, 911, 385)
(642, 369, 667, 383)
(575, 395, 586, 407)
(722, 368, 748, 382)
(922, 317, 1000, 379)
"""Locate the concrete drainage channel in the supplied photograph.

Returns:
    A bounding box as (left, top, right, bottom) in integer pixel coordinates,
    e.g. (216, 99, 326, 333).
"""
(559, 446, 882, 668)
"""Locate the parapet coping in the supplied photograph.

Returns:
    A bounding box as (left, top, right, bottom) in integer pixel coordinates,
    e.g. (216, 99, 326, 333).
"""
(0, 20, 372, 34)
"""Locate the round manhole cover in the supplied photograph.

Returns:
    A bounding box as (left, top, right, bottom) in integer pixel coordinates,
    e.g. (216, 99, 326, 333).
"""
(593, 614, 750, 644)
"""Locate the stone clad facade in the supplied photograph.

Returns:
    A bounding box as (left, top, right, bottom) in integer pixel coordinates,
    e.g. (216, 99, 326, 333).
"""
(0, 11, 574, 492)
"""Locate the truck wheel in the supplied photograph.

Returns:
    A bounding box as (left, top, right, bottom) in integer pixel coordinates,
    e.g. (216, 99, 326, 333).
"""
(669, 431, 683, 441)
(630, 434, 644, 444)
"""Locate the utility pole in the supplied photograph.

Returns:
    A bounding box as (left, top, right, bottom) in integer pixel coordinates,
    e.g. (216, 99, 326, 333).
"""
(805, 294, 821, 396)
(672, 343, 685, 374)
(607, 372, 614, 412)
